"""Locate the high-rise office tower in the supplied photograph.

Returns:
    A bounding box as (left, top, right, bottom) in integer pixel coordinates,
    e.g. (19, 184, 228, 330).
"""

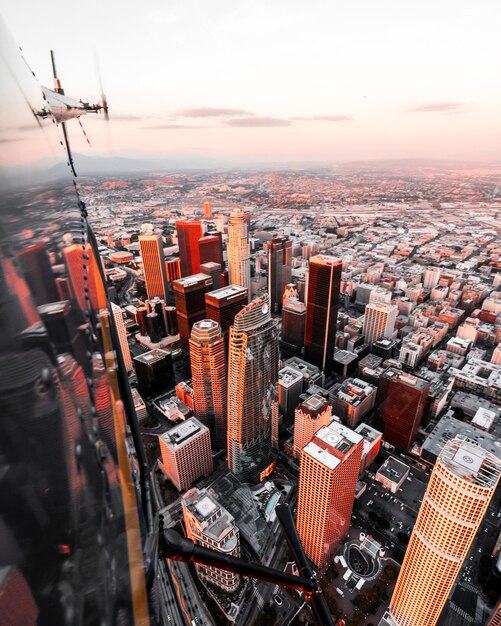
(385, 438, 501, 626)
(182, 487, 240, 592)
(227, 294, 278, 481)
(293, 395, 332, 458)
(296, 419, 363, 568)
(16, 241, 58, 306)
(363, 302, 398, 345)
(203, 201, 213, 218)
(176, 220, 202, 277)
(189, 320, 227, 449)
(146, 312, 161, 343)
(135, 306, 148, 336)
(205, 284, 248, 342)
(265, 235, 292, 313)
(111, 303, 132, 371)
(304, 255, 342, 374)
(278, 366, 304, 421)
(173, 273, 213, 346)
(281, 297, 306, 351)
(159, 418, 213, 491)
(165, 257, 181, 283)
(164, 305, 178, 335)
(200, 261, 222, 291)
(133, 348, 173, 396)
(227, 210, 251, 301)
(376, 368, 430, 449)
(423, 266, 441, 289)
(139, 233, 168, 300)
(199, 233, 224, 270)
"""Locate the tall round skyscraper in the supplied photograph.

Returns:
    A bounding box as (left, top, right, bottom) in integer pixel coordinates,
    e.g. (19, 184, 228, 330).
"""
(227, 210, 251, 302)
(189, 319, 227, 450)
(227, 294, 278, 481)
(385, 437, 501, 626)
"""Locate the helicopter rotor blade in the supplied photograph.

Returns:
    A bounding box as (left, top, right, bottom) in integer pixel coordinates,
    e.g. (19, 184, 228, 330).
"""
(94, 50, 109, 120)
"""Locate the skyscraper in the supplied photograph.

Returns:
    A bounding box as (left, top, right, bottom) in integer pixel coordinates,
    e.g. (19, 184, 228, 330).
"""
(189, 319, 227, 449)
(227, 210, 251, 301)
(385, 438, 501, 626)
(296, 419, 363, 568)
(376, 368, 430, 449)
(281, 297, 306, 352)
(363, 302, 398, 345)
(159, 418, 213, 491)
(265, 235, 292, 313)
(111, 303, 133, 371)
(176, 220, 202, 277)
(227, 294, 278, 481)
(182, 487, 240, 592)
(199, 232, 224, 270)
(200, 261, 223, 291)
(203, 201, 213, 218)
(293, 394, 332, 458)
(205, 284, 248, 342)
(139, 233, 168, 300)
(173, 273, 213, 346)
(304, 255, 342, 374)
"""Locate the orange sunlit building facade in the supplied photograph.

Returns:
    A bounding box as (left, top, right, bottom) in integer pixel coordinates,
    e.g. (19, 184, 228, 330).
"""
(138, 233, 168, 300)
(176, 220, 202, 277)
(385, 438, 501, 626)
(189, 319, 227, 449)
(296, 419, 363, 568)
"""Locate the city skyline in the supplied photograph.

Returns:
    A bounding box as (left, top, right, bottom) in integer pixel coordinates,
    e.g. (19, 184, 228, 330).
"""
(1, 7, 501, 626)
(2, 1, 501, 168)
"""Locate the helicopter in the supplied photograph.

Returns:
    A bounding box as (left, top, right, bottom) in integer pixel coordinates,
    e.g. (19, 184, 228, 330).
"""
(34, 50, 109, 175)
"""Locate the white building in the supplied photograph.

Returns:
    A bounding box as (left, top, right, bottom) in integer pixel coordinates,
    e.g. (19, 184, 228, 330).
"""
(159, 418, 213, 491)
(182, 488, 240, 592)
(363, 302, 398, 345)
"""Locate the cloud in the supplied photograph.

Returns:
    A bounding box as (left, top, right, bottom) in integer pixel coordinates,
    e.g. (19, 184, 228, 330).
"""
(176, 107, 254, 118)
(145, 124, 207, 129)
(406, 102, 464, 113)
(291, 115, 353, 122)
(224, 116, 291, 127)
(112, 114, 142, 121)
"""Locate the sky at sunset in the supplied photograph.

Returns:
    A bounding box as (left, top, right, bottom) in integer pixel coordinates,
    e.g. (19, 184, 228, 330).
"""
(1, 0, 501, 166)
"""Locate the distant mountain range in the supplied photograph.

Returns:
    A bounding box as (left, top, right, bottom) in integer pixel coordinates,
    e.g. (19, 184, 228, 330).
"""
(2, 154, 500, 189)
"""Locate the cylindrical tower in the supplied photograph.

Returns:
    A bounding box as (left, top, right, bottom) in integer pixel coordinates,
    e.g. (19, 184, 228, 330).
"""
(189, 320, 227, 449)
(389, 437, 501, 626)
(227, 294, 278, 481)
(227, 210, 251, 302)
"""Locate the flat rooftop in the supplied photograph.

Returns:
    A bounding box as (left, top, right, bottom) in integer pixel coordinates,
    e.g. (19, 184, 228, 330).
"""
(422, 414, 501, 462)
(206, 284, 248, 300)
(315, 420, 363, 456)
(440, 438, 501, 488)
(377, 456, 410, 482)
(355, 423, 382, 443)
(279, 366, 304, 387)
(382, 367, 429, 391)
(303, 440, 341, 470)
(134, 348, 168, 364)
(162, 417, 205, 447)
